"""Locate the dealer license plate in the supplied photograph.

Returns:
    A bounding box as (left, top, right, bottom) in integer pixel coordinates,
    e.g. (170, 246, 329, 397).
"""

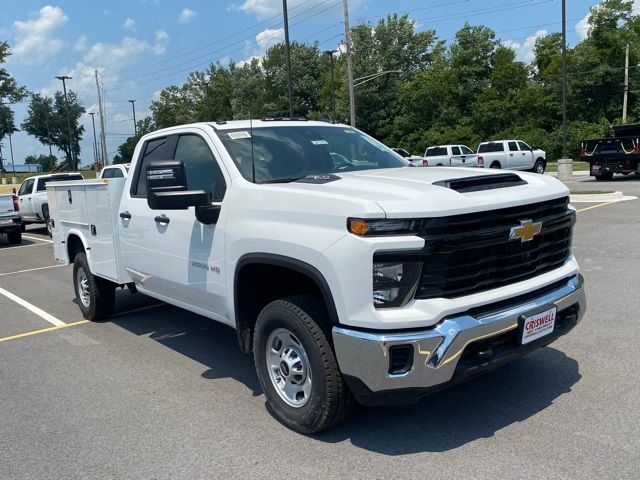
(521, 307, 557, 345)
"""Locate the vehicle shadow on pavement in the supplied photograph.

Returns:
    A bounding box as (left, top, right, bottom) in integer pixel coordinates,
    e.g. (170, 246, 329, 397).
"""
(315, 347, 580, 454)
(108, 295, 263, 397)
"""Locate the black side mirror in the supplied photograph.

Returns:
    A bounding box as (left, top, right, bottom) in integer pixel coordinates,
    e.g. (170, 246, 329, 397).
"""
(146, 160, 209, 210)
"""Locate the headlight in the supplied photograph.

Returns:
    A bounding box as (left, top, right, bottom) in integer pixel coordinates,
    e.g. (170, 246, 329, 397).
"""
(348, 218, 421, 236)
(373, 261, 422, 308)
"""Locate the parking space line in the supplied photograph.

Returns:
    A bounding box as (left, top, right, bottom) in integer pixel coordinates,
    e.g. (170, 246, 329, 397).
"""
(0, 243, 51, 251)
(0, 264, 66, 277)
(0, 286, 65, 327)
(576, 200, 620, 213)
(21, 235, 53, 244)
(0, 320, 88, 344)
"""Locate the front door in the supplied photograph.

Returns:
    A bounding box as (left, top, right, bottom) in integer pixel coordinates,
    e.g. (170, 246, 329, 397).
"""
(518, 141, 534, 169)
(149, 131, 229, 318)
(18, 179, 35, 221)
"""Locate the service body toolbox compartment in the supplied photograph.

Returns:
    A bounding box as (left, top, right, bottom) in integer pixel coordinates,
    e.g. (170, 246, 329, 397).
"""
(47, 178, 129, 284)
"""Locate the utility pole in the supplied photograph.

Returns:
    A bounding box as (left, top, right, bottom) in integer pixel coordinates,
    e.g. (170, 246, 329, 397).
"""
(55, 75, 76, 171)
(343, 0, 355, 127)
(8, 128, 15, 174)
(557, 0, 573, 181)
(88, 112, 99, 168)
(128, 99, 137, 135)
(282, 0, 294, 118)
(623, 43, 629, 123)
(95, 70, 109, 166)
(324, 50, 337, 121)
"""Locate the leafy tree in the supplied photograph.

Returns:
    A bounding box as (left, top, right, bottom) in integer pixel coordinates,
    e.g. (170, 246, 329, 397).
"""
(25, 154, 57, 172)
(22, 91, 85, 170)
(0, 41, 27, 149)
(113, 117, 156, 164)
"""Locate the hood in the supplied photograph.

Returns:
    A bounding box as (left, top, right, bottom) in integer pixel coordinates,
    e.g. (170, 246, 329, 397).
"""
(278, 167, 568, 218)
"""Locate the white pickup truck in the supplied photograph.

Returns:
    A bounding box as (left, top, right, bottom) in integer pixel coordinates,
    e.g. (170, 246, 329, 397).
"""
(0, 194, 22, 244)
(421, 145, 483, 167)
(17, 173, 84, 236)
(48, 120, 585, 433)
(477, 140, 547, 173)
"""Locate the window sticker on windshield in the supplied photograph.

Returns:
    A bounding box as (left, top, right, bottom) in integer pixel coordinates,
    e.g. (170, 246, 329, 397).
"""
(228, 131, 251, 139)
(311, 140, 328, 145)
(343, 129, 355, 134)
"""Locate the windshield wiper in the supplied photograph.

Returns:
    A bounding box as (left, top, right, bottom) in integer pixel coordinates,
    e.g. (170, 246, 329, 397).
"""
(259, 177, 306, 184)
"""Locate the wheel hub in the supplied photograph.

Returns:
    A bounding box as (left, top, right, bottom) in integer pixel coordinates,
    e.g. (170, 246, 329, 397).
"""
(266, 328, 312, 408)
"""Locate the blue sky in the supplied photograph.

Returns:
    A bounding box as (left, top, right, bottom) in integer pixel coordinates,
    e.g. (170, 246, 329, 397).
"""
(0, 0, 609, 165)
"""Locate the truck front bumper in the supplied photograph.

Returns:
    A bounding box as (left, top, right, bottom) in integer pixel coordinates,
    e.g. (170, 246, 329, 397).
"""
(332, 275, 585, 405)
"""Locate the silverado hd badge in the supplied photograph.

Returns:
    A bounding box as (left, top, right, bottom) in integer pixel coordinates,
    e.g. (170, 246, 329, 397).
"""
(509, 219, 543, 242)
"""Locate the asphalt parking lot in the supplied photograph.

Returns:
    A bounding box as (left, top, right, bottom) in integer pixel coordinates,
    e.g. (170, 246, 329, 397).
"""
(1, 178, 639, 480)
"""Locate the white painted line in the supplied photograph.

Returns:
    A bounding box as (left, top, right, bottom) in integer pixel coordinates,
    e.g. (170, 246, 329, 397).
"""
(0, 286, 65, 327)
(0, 264, 66, 277)
(22, 235, 53, 244)
(0, 243, 50, 251)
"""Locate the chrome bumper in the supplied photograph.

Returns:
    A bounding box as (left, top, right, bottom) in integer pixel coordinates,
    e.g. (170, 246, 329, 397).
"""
(332, 275, 586, 393)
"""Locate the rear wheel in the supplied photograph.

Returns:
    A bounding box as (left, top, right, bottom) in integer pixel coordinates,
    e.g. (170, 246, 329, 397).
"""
(7, 230, 21, 244)
(43, 205, 52, 237)
(253, 295, 353, 434)
(73, 252, 115, 321)
(490, 161, 501, 169)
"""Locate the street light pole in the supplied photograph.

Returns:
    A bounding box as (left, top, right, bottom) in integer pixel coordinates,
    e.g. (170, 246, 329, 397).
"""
(324, 50, 337, 121)
(55, 75, 76, 171)
(8, 128, 15, 174)
(282, 0, 294, 118)
(88, 112, 99, 168)
(343, 0, 356, 127)
(128, 99, 137, 135)
(561, 0, 567, 158)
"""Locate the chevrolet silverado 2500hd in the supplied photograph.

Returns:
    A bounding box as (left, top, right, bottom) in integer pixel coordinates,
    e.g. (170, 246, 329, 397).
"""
(48, 120, 585, 433)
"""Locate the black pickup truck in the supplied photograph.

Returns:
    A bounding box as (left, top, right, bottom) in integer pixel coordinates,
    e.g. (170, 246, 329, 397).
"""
(580, 124, 640, 181)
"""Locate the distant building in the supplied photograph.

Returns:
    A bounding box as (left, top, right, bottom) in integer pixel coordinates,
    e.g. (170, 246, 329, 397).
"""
(11, 164, 44, 173)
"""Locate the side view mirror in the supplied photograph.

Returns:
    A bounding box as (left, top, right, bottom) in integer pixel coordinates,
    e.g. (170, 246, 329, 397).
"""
(531, 145, 538, 150)
(146, 160, 209, 210)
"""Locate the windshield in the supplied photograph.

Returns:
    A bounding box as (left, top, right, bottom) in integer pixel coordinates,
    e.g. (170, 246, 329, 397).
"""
(217, 125, 407, 183)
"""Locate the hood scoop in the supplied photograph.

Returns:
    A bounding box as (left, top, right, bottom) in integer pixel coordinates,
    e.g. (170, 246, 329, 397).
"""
(433, 173, 527, 193)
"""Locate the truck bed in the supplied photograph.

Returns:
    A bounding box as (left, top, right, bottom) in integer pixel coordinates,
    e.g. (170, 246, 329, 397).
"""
(47, 179, 130, 284)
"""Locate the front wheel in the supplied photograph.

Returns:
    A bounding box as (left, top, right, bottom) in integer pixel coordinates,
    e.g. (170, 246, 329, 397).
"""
(532, 159, 545, 174)
(73, 252, 115, 321)
(253, 295, 353, 434)
(7, 230, 21, 244)
(595, 172, 613, 181)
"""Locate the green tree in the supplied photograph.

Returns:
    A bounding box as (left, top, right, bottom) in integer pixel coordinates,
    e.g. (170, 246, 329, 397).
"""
(0, 41, 27, 153)
(113, 117, 155, 164)
(25, 154, 57, 171)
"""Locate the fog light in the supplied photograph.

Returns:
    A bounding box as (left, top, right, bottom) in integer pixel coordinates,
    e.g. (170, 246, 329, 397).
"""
(389, 344, 414, 375)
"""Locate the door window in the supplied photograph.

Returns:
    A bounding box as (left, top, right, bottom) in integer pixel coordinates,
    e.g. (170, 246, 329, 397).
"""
(451, 146, 461, 155)
(111, 168, 124, 178)
(518, 141, 531, 151)
(101, 168, 113, 179)
(508, 141, 519, 152)
(174, 134, 227, 201)
(132, 136, 174, 197)
(461, 146, 474, 154)
(18, 179, 32, 196)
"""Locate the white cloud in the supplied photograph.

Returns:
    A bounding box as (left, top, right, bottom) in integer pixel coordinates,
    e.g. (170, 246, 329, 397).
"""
(256, 28, 284, 49)
(575, 9, 592, 40)
(74, 34, 88, 52)
(12, 5, 68, 63)
(237, 55, 262, 67)
(230, 0, 326, 19)
(123, 17, 135, 30)
(83, 32, 169, 70)
(503, 30, 547, 63)
(178, 8, 197, 23)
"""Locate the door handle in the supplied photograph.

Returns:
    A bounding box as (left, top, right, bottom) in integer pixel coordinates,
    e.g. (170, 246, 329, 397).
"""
(510, 153, 514, 156)
(119, 211, 131, 219)
(154, 214, 170, 224)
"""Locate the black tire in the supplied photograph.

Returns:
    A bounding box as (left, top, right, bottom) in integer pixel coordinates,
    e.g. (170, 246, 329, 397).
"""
(253, 295, 354, 434)
(7, 230, 21, 244)
(490, 161, 501, 169)
(532, 159, 545, 174)
(72, 252, 115, 321)
(42, 204, 52, 237)
(595, 172, 613, 181)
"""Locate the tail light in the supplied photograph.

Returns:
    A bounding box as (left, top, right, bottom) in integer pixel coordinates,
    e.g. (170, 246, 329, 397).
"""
(477, 155, 484, 166)
(634, 138, 639, 155)
(12, 195, 19, 212)
(422, 159, 429, 166)
(579, 142, 585, 157)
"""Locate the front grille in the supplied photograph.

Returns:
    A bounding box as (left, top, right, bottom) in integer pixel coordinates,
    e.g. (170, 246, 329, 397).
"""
(376, 197, 574, 300)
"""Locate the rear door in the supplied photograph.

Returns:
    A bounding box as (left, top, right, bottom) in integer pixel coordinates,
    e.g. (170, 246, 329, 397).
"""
(450, 146, 470, 166)
(507, 141, 521, 169)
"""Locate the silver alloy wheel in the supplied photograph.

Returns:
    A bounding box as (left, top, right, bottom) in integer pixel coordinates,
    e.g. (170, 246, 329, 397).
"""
(76, 268, 91, 308)
(266, 328, 312, 408)
(535, 161, 544, 174)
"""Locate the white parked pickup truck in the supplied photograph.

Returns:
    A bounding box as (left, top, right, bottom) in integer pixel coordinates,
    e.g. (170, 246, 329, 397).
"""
(48, 120, 585, 433)
(98, 164, 130, 179)
(421, 145, 483, 167)
(0, 194, 22, 244)
(17, 173, 84, 236)
(477, 140, 547, 173)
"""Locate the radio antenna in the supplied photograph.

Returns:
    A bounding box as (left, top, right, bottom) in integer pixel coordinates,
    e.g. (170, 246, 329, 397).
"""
(249, 102, 256, 183)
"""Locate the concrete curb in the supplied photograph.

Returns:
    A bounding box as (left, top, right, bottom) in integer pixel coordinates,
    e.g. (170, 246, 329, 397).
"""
(570, 191, 637, 203)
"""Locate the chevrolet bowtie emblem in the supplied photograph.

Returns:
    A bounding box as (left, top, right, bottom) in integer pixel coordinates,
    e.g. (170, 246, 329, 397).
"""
(509, 219, 542, 242)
